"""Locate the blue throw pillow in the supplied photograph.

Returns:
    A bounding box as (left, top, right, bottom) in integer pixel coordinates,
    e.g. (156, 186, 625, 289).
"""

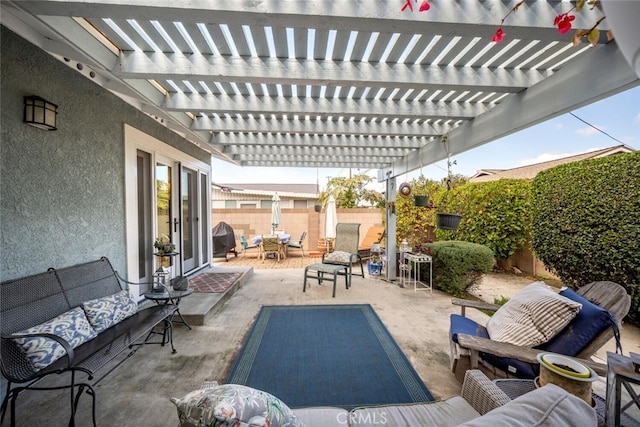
(539, 288, 615, 356)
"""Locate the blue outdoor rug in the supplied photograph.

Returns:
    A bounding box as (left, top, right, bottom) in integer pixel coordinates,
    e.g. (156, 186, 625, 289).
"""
(226, 304, 434, 410)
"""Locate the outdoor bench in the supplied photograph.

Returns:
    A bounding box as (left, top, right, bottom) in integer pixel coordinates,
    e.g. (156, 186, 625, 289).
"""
(0, 257, 178, 426)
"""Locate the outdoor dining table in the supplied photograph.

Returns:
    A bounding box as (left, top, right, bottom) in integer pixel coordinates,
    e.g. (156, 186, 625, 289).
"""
(252, 234, 291, 245)
(253, 234, 291, 259)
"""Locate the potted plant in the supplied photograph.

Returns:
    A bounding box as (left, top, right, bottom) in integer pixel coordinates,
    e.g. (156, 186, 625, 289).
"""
(367, 252, 383, 276)
(154, 235, 176, 255)
(436, 213, 463, 230)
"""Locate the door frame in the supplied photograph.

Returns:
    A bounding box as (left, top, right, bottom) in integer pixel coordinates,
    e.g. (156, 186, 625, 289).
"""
(124, 125, 211, 299)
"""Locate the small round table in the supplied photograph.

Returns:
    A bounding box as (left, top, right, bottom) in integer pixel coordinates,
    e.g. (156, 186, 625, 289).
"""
(144, 288, 194, 330)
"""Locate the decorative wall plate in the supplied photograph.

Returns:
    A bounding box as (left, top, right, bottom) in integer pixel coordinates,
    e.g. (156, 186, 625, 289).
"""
(398, 182, 412, 198)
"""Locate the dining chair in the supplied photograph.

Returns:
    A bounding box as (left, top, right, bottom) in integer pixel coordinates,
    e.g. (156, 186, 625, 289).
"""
(287, 231, 307, 258)
(261, 235, 282, 262)
(239, 235, 260, 257)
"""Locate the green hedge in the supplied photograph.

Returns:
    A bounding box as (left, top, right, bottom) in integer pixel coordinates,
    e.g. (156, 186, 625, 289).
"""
(415, 241, 494, 296)
(531, 152, 640, 324)
(432, 179, 532, 260)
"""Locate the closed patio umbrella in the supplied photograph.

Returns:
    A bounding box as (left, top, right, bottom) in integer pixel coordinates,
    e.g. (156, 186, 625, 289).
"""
(271, 192, 281, 234)
(325, 194, 337, 241)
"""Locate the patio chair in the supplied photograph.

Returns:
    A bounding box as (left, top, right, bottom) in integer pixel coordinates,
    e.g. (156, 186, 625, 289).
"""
(260, 235, 282, 262)
(322, 223, 364, 284)
(448, 280, 631, 383)
(287, 231, 307, 258)
(239, 235, 260, 257)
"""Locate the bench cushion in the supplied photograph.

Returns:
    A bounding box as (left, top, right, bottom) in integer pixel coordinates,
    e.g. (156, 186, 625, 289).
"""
(350, 397, 480, 427)
(12, 307, 97, 371)
(82, 290, 138, 333)
(486, 282, 581, 347)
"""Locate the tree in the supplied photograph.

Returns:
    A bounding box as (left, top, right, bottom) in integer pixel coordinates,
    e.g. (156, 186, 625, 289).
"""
(319, 174, 385, 208)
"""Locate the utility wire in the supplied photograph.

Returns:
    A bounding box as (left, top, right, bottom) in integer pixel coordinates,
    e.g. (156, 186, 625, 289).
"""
(569, 112, 625, 145)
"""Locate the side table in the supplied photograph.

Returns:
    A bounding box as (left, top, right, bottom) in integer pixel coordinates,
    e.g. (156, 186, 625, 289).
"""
(143, 288, 194, 353)
(493, 378, 606, 426)
(605, 352, 640, 427)
(404, 252, 432, 293)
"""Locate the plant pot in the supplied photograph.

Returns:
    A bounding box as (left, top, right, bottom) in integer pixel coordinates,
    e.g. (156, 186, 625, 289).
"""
(414, 195, 429, 207)
(314, 204, 322, 213)
(436, 213, 462, 230)
(536, 353, 597, 405)
(367, 261, 383, 275)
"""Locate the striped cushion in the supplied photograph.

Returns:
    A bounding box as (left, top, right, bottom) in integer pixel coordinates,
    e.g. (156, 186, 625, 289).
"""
(486, 282, 582, 347)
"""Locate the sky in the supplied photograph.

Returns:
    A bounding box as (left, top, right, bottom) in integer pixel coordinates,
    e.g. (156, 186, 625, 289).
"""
(212, 84, 640, 192)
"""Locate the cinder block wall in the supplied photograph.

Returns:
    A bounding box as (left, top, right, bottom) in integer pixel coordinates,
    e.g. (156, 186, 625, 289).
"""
(212, 208, 384, 252)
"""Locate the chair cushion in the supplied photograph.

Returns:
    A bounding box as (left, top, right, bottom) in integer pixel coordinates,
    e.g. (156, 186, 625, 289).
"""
(458, 383, 597, 427)
(486, 282, 582, 347)
(350, 397, 480, 426)
(324, 251, 352, 264)
(538, 287, 615, 356)
(12, 307, 97, 371)
(171, 383, 305, 427)
(450, 314, 490, 343)
(449, 315, 537, 378)
(81, 290, 138, 333)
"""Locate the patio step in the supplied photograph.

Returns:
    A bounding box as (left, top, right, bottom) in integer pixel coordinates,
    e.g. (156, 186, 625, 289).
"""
(178, 266, 253, 326)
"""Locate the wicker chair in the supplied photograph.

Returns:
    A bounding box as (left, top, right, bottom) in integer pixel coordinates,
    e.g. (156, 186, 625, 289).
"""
(322, 223, 364, 285)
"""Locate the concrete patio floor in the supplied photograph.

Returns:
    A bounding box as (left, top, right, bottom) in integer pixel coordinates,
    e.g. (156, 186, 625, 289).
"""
(6, 259, 640, 426)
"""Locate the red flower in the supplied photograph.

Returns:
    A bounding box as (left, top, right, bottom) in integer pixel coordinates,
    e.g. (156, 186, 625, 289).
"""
(401, 0, 413, 12)
(554, 13, 575, 34)
(419, 1, 430, 12)
(492, 27, 506, 43)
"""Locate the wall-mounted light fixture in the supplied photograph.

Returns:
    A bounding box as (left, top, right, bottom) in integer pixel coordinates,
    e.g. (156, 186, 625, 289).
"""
(23, 95, 58, 130)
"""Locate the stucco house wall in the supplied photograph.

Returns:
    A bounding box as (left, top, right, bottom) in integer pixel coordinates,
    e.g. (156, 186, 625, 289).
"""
(0, 26, 211, 281)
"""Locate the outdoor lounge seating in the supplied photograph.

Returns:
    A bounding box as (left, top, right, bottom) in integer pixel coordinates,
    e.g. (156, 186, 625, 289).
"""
(0, 257, 178, 426)
(173, 369, 598, 426)
(449, 281, 631, 383)
(322, 223, 365, 283)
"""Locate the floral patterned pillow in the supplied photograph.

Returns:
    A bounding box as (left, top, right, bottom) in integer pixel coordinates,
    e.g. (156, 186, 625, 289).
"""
(82, 290, 138, 333)
(171, 384, 306, 427)
(323, 251, 352, 264)
(12, 307, 97, 371)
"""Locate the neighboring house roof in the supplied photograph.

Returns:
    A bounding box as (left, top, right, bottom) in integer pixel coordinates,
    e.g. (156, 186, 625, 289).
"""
(212, 182, 319, 200)
(219, 183, 319, 194)
(469, 145, 636, 182)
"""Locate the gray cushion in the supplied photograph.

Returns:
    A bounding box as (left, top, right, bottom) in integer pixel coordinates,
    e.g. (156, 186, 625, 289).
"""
(458, 384, 597, 427)
(349, 396, 480, 427)
(292, 407, 349, 427)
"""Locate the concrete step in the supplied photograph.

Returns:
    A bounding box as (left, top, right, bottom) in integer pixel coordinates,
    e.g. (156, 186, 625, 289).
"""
(178, 266, 254, 326)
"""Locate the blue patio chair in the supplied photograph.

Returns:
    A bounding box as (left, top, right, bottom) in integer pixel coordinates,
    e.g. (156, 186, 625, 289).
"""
(239, 235, 260, 257)
(287, 231, 307, 258)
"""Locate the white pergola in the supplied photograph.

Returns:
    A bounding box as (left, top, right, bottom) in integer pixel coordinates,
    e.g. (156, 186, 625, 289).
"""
(3, 0, 638, 179)
(2, 0, 639, 278)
